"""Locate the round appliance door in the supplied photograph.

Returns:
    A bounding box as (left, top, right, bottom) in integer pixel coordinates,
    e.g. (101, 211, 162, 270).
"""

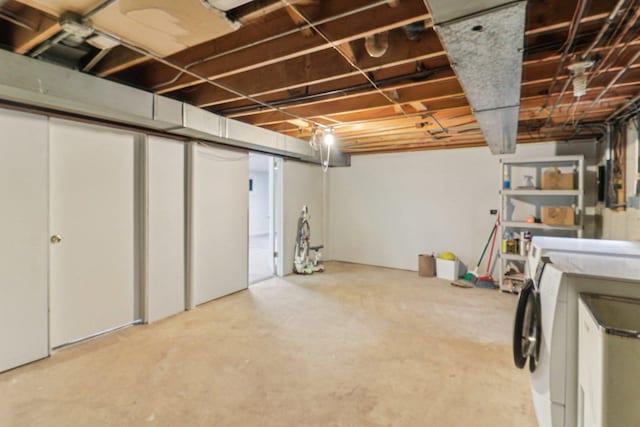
(513, 279, 541, 371)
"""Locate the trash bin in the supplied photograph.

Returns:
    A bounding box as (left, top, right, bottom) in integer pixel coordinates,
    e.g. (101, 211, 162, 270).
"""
(418, 254, 436, 277)
(578, 293, 640, 427)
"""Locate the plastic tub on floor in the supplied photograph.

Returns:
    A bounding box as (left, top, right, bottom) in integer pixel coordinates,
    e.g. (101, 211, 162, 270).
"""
(435, 258, 465, 281)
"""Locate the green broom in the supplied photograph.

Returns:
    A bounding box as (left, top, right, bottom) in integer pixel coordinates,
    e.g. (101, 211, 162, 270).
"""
(463, 218, 498, 284)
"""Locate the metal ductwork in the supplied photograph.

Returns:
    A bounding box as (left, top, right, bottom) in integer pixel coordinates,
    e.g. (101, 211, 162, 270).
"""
(427, 0, 527, 154)
(0, 48, 349, 166)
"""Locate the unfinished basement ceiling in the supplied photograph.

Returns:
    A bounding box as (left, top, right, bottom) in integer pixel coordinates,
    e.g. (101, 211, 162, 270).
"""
(0, 0, 638, 154)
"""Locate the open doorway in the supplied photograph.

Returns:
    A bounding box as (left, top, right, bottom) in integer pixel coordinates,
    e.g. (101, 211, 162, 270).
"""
(249, 153, 280, 284)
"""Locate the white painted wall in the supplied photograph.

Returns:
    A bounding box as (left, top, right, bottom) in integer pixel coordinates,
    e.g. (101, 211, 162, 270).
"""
(328, 141, 597, 272)
(282, 160, 325, 275)
(146, 136, 185, 322)
(249, 171, 270, 236)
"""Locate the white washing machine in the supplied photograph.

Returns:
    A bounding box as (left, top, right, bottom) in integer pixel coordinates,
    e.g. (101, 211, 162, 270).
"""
(527, 236, 640, 277)
(513, 238, 640, 427)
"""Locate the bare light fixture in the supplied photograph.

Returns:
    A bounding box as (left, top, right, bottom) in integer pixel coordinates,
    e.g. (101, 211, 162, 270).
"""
(323, 128, 335, 146)
(568, 60, 594, 98)
(308, 127, 335, 172)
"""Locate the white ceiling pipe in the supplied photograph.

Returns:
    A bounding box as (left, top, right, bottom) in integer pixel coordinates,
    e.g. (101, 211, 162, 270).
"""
(365, 31, 389, 58)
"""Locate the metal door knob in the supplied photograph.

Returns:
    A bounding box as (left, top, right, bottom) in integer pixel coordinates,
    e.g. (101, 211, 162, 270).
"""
(50, 234, 63, 243)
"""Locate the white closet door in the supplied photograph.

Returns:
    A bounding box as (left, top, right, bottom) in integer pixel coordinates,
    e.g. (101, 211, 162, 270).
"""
(49, 119, 138, 347)
(147, 136, 185, 322)
(0, 109, 49, 372)
(191, 144, 248, 306)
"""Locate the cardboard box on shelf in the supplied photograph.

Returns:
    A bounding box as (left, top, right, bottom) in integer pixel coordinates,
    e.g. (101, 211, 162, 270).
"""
(435, 258, 466, 281)
(418, 254, 436, 277)
(541, 167, 576, 190)
(542, 206, 575, 225)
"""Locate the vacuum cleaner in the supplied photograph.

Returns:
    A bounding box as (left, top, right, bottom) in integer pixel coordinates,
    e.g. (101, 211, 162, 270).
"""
(293, 205, 324, 274)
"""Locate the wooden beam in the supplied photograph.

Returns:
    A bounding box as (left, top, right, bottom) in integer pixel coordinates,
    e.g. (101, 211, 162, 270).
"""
(9, 7, 59, 54)
(230, 75, 463, 125)
(93, 46, 150, 77)
(255, 87, 627, 147)
(126, 0, 430, 93)
(269, 105, 474, 136)
(233, 0, 317, 24)
(201, 61, 447, 117)
(181, 29, 445, 107)
(525, 0, 618, 35)
(219, 46, 638, 129)
(221, 69, 457, 120)
(335, 41, 357, 63)
(183, 32, 631, 111)
(285, 4, 314, 37)
(340, 127, 603, 154)
(11, 0, 61, 17)
(102, 0, 624, 83)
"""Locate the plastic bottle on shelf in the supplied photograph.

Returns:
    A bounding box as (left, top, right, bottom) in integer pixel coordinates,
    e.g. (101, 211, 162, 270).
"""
(503, 167, 511, 189)
(502, 230, 509, 254)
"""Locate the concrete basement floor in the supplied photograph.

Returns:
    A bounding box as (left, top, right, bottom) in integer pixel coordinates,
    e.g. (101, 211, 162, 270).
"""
(0, 262, 537, 426)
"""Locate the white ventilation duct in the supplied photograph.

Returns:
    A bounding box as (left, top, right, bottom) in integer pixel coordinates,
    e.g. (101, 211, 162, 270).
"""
(427, 0, 527, 154)
(0, 48, 350, 166)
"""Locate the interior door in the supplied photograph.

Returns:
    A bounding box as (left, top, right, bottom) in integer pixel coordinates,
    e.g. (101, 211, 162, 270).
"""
(190, 144, 249, 306)
(49, 119, 139, 348)
(0, 109, 49, 372)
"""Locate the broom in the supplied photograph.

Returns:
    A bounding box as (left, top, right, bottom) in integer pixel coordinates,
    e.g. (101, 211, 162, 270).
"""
(463, 215, 499, 284)
(476, 217, 499, 289)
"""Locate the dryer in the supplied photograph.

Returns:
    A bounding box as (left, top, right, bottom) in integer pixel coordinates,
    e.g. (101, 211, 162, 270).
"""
(514, 239, 640, 427)
(527, 236, 640, 277)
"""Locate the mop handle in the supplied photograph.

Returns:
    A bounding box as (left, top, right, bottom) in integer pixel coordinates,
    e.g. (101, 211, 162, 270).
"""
(485, 214, 500, 273)
(476, 223, 497, 268)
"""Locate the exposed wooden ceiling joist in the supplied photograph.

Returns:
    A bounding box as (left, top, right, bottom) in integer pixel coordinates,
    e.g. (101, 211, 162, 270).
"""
(0, 0, 637, 154)
(4, 2, 59, 54)
(121, 0, 431, 93)
(181, 28, 445, 108)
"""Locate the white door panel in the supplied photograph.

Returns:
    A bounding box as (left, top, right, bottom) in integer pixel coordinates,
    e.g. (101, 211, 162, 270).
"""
(49, 119, 138, 347)
(191, 144, 248, 306)
(147, 136, 185, 321)
(0, 109, 49, 372)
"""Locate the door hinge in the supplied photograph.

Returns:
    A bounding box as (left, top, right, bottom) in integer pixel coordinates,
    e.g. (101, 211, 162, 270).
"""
(273, 251, 278, 258)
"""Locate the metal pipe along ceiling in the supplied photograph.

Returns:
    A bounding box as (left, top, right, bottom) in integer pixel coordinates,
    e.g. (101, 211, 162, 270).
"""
(217, 67, 446, 115)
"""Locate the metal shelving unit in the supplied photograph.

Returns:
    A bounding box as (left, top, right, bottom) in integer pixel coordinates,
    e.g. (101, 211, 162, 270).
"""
(501, 221, 583, 231)
(499, 155, 585, 292)
(502, 189, 580, 196)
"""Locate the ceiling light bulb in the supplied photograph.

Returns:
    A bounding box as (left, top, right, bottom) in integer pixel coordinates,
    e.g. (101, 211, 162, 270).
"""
(323, 130, 335, 146)
(568, 60, 594, 98)
(573, 72, 587, 98)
